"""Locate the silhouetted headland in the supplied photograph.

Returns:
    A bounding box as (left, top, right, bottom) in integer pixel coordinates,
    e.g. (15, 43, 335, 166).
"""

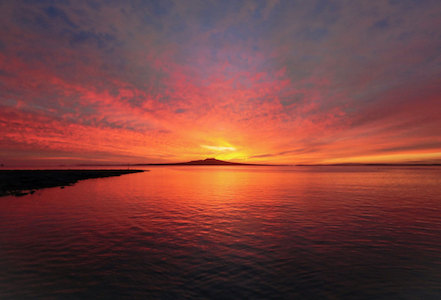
(135, 158, 288, 166)
(0, 169, 145, 197)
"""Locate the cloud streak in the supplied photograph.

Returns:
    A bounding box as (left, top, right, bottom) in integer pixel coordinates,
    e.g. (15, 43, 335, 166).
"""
(1, 0, 441, 165)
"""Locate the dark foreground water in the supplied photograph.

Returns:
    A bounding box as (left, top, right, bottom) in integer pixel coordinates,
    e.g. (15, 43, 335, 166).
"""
(1, 166, 440, 299)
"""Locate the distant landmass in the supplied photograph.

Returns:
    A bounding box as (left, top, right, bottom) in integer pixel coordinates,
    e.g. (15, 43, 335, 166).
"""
(134, 158, 287, 166)
(74, 159, 441, 167)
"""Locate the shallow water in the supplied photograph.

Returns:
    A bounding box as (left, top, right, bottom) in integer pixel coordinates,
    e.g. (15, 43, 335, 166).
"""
(1, 166, 440, 299)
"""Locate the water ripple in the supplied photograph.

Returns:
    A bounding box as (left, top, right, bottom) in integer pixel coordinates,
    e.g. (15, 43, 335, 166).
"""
(1, 166, 440, 299)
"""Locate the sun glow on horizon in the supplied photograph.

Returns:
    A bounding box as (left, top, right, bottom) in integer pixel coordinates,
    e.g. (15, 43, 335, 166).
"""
(1, 1, 441, 165)
(201, 145, 237, 152)
(322, 152, 441, 165)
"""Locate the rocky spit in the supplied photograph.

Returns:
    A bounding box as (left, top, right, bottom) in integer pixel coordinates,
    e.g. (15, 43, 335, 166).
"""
(0, 169, 145, 197)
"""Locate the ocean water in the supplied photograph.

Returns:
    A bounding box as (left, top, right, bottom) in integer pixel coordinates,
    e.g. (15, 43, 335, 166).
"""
(0, 166, 440, 299)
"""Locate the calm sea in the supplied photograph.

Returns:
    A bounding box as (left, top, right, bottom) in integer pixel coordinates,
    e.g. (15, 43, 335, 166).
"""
(1, 166, 440, 299)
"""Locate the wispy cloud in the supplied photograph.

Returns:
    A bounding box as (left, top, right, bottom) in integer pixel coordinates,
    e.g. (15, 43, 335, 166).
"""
(1, 0, 441, 165)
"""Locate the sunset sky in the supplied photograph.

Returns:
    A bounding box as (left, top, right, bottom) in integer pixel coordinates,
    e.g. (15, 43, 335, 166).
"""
(1, 0, 441, 166)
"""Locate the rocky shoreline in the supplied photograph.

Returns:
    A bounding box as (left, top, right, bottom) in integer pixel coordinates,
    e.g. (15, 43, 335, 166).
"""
(0, 169, 145, 197)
